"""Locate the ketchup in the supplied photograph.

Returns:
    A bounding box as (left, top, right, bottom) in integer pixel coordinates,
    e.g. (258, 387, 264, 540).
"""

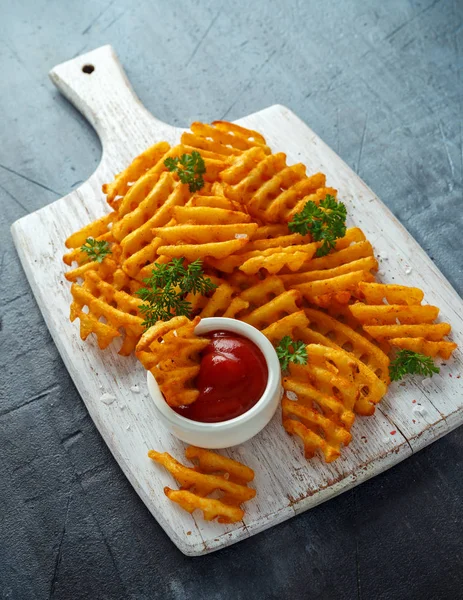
(173, 330, 268, 423)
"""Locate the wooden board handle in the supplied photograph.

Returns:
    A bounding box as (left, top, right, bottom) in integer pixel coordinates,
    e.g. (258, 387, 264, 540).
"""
(49, 45, 166, 151)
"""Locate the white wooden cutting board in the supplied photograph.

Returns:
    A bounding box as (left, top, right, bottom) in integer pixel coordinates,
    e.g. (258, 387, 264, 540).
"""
(10, 46, 463, 556)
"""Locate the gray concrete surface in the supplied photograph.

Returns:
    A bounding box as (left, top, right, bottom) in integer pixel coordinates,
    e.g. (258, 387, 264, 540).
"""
(0, 1, 462, 599)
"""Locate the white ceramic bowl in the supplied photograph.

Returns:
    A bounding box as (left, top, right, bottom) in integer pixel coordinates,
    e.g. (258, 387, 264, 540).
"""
(146, 317, 282, 448)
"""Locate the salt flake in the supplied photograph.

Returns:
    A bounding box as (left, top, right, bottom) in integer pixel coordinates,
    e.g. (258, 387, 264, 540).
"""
(100, 393, 116, 405)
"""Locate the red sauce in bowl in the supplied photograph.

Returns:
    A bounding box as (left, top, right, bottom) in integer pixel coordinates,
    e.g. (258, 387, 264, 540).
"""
(173, 330, 268, 423)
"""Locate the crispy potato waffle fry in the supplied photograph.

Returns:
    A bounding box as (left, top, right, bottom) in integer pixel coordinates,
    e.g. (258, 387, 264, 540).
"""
(283, 370, 356, 430)
(207, 227, 315, 274)
(351, 282, 456, 359)
(303, 308, 390, 384)
(388, 337, 457, 360)
(280, 256, 378, 287)
(295, 269, 375, 307)
(70, 270, 144, 355)
(220, 147, 330, 223)
(64, 243, 120, 283)
(181, 121, 270, 157)
(104, 172, 190, 281)
(274, 229, 378, 306)
(261, 310, 310, 344)
(364, 323, 451, 342)
(157, 235, 251, 262)
(261, 309, 390, 387)
(103, 141, 171, 206)
(358, 282, 424, 306)
(148, 446, 255, 523)
(282, 397, 352, 462)
(62, 118, 458, 474)
(182, 273, 249, 320)
(153, 198, 257, 262)
(136, 316, 209, 407)
(64, 211, 118, 257)
(305, 344, 387, 416)
(242, 290, 301, 330)
(281, 344, 358, 461)
(350, 303, 439, 325)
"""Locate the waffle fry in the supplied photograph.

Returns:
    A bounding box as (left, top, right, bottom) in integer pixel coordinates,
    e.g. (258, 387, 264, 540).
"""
(181, 121, 270, 157)
(295, 270, 375, 307)
(286, 186, 338, 222)
(207, 227, 316, 274)
(306, 344, 387, 415)
(149, 447, 255, 523)
(288, 228, 368, 272)
(116, 177, 190, 280)
(282, 397, 352, 462)
(281, 341, 358, 461)
(220, 147, 330, 223)
(157, 237, 250, 261)
(239, 275, 285, 306)
(70, 270, 144, 355)
(103, 141, 171, 206)
(233, 276, 300, 327)
(350, 303, 439, 325)
(174, 205, 251, 224)
(357, 282, 424, 306)
(389, 337, 457, 360)
(64, 211, 118, 256)
(113, 172, 181, 242)
(279, 256, 378, 287)
(154, 223, 257, 245)
(136, 316, 209, 407)
(303, 308, 390, 384)
(350, 282, 456, 359)
(261, 310, 310, 344)
(243, 290, 301, 329)
(62, 119, 458, 476)
(262, 310, 390, 399)
(282, 371, 356, 430)
(267, 312, 384, 415)
(185, 278, 249, 320)
(153, 199, 257, 262)
(364, 323, 451, 342)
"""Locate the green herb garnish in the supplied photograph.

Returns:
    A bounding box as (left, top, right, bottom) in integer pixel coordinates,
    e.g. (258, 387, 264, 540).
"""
(164, 151, 206, 192)
(80, 238, 112, 263)
(136, 258, 217, 328)
(389, 349, 440, 382)
(288, 194, 347, 257)
(276, 336, 308, 372)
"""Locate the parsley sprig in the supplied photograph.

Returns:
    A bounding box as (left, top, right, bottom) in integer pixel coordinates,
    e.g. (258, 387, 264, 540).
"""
(389, 349, 440, 382)
(276, 336, 308, 372)
(80, 238, 112, 263)
(164, 151, 206, 192)
(135, 258, 217, 328)
(288, 195, 347, 257)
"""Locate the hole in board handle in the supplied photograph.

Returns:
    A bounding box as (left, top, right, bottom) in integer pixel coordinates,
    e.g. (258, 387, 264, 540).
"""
(82, 64, 95, 74)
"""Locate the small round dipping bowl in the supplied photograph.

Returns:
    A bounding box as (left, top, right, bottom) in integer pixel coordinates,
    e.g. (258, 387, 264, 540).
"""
(146, 317, 282, 448)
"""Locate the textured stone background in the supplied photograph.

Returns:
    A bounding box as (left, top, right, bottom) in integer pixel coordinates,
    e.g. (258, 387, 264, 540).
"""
(1, 1, 462, 599)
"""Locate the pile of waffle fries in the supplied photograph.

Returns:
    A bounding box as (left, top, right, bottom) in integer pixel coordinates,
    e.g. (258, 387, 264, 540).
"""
(63, 120, 457, 522)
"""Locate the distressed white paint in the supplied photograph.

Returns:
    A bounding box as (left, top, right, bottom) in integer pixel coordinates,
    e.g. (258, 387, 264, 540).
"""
(10, 46, 463, 556)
